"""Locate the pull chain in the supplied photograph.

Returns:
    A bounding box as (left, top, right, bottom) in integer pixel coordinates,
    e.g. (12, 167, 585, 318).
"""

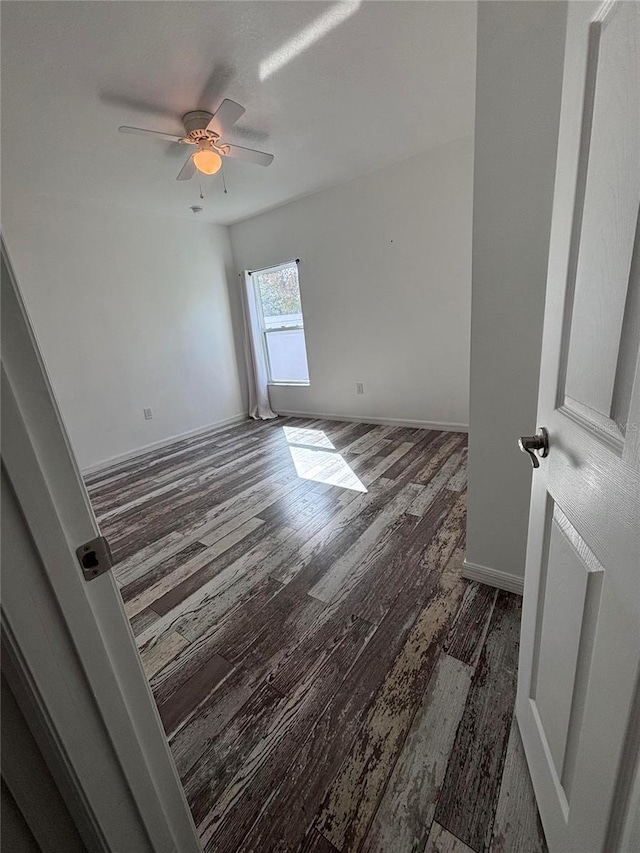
(221, 159, 228, 194)
(196, 169, 204, 200)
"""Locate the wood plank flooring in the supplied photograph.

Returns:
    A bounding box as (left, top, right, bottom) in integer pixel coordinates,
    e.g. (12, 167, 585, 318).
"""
(86, 417, 546, 853)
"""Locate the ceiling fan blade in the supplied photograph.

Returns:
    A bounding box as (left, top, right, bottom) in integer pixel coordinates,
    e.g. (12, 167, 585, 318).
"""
(119, 125, 184, 143)
(206, 99, 245, 136)
(221, 144, 274, 167)
(176, 155, 196, 181)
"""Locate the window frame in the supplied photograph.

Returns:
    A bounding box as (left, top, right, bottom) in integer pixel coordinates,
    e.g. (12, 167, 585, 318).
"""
(251, 260, 310, 386)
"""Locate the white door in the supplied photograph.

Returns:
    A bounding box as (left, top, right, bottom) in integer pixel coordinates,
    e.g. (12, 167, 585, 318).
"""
(517, 2, 640, 852)
(1, 237, 201, 853)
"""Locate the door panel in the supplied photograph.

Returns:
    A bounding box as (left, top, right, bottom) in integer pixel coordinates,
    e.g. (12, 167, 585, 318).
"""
(517, 2, 640, 852)
(563, 0, 640, 424)
(533, 506, 604, 795)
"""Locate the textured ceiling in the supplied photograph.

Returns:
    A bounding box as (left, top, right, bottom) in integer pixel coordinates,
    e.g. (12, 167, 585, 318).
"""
(2, 1, 476, 225)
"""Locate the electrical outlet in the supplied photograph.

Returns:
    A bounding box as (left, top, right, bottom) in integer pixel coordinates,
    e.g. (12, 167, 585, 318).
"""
(356, 382, 364, 395)
(143, 407, 153, 420)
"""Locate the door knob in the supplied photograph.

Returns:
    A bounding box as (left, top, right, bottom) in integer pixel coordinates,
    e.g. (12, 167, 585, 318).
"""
(519, 427, 549, 469)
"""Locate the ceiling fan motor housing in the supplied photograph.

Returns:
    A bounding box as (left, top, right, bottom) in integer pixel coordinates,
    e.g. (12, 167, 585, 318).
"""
(182, 110, 219, 142)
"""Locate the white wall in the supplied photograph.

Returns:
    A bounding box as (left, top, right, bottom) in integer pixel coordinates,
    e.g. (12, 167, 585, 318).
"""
(230, 136, 474, 431)
(465, 0, 567, 592)
(2, 195, 245, 471)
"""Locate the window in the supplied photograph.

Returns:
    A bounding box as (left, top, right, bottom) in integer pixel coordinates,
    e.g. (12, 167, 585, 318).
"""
(252, 261, 310, 384)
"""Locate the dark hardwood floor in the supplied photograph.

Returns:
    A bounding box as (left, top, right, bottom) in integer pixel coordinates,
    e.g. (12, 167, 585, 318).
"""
(86, 417, 546, 853)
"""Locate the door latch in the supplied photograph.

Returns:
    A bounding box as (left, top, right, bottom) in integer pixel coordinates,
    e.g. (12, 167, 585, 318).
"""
(76, 536, 113, 581)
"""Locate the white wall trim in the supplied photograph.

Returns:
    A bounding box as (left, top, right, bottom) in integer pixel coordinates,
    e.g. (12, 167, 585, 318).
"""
(81, 413, 248, 476)
(274, 410, 468, 433)
(462, 559, 524, 596)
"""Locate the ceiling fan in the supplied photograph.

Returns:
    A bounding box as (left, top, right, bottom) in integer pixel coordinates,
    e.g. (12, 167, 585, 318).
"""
(118, 99, 274, 181)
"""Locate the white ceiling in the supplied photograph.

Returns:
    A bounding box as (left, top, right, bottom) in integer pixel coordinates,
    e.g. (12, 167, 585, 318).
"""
(2, 1, 476, 225)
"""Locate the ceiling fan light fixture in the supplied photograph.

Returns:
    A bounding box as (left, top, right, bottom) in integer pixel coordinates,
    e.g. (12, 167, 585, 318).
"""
(193, 146, 222, 175)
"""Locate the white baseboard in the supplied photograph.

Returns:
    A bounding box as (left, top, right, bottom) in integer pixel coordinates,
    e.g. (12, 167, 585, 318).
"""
(81, 413, 248, 476)
(274, 409, 468, 433)
(462, 559, 524, 596)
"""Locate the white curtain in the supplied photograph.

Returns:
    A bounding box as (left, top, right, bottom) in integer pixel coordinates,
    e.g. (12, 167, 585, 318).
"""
(240, 270, 277, 420)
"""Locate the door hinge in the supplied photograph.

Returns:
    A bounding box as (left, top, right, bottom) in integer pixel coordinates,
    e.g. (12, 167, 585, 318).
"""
(76, 536, 113, 581)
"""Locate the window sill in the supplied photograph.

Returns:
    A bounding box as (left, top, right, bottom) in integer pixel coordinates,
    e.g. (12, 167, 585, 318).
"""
(267, 381, 310, 387)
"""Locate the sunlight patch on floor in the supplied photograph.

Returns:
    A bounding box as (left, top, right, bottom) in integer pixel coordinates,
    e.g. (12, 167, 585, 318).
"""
(283, 425, 335, 450)
(287, 444, 367, 492)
